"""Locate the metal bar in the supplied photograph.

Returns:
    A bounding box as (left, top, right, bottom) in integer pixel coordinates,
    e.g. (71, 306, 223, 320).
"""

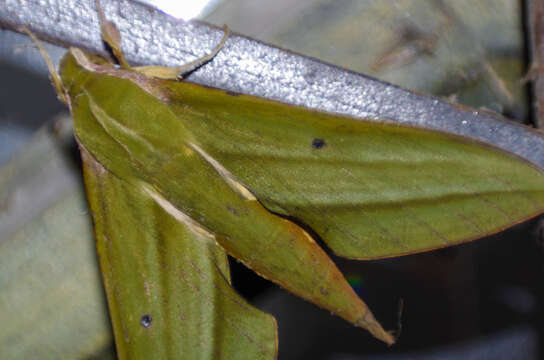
(2, 0, 544, 169)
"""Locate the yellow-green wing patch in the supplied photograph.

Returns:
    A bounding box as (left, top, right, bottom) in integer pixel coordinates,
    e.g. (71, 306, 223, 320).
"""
(163, 81, 544, 259)
(63, 49, 394, 345)
(81, 148, 278, 360)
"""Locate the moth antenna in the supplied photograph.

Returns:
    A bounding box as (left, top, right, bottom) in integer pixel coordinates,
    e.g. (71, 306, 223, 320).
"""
(21, 26, 68, 105)
(94, 0, 130, 69)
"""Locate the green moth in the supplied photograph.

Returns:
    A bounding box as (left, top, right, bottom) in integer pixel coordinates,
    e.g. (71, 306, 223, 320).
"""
(25, 1, 544, 358)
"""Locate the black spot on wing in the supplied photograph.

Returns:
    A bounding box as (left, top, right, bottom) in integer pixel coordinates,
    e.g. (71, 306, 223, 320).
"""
(140, 314, 152, 328)
(312, 138, 326, 149)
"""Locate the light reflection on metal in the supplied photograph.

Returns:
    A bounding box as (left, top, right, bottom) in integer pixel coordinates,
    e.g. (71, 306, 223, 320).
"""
(140, 0, 216, 20)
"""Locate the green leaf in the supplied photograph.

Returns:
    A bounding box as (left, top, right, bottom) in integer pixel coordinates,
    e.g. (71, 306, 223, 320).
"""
(0, 123, 113, 359)
(159, 81, 544, 259)
(80, 147, 278, 359)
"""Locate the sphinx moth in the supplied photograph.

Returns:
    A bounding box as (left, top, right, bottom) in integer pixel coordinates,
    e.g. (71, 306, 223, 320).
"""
(25, 1, 544, 358)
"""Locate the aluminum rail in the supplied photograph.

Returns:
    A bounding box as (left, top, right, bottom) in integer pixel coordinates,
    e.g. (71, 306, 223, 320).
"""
(2, 0, 544, 168)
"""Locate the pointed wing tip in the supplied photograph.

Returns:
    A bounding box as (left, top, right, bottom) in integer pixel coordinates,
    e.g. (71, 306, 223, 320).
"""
(356, 311, 396, 345)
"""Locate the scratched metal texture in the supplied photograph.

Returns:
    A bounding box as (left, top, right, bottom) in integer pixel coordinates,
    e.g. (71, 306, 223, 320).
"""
(2, 0, 544, 169)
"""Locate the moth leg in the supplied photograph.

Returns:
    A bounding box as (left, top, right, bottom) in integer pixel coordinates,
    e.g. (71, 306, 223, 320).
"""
(172, 25, 230, 76)
(133, 25, 230, 80)
(21, 27, 68, 104)
(94, 0, 130, 68)
(95, 0, 229, 80)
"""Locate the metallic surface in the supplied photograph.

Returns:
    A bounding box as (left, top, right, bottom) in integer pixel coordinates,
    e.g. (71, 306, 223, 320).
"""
(2, 0, 544, 169)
